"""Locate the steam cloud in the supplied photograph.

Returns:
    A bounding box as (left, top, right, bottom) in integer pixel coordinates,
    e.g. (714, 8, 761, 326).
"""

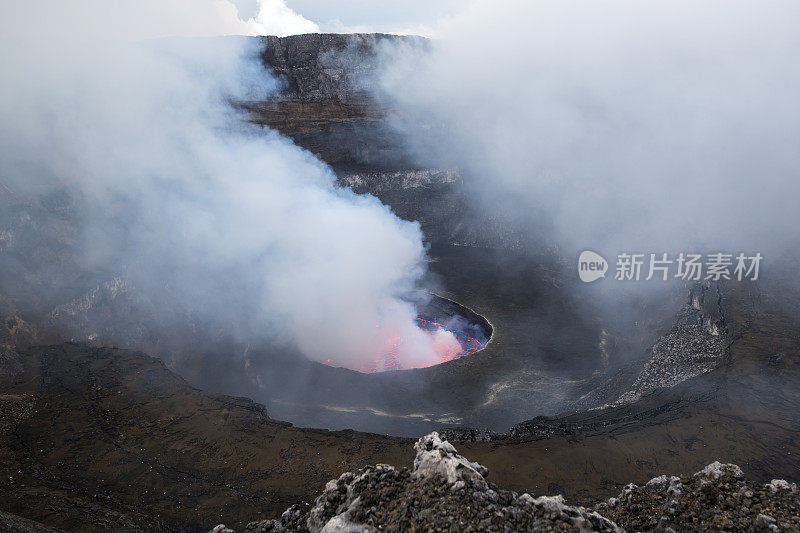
(376, 0, 800, 258)
(0, 2, 446, 370)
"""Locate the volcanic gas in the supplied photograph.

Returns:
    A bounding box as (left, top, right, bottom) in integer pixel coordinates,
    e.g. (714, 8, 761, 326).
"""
(324, 295, 492, 373)
(363, 317, 487, 372)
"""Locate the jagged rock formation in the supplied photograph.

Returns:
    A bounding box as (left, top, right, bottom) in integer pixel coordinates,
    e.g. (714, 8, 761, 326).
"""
(238, 432, 620, 533)
(216, 433, 799, 532)
(600, 462, 800, 532)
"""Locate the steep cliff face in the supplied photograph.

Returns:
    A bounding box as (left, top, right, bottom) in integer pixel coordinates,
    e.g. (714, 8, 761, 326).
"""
(248, 34, 577, 250)
(249, 33, 423, 170)
(258, 33, 419, 103)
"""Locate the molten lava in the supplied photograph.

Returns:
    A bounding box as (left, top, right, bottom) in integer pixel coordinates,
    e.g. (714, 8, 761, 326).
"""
(361, 317, 487, 373)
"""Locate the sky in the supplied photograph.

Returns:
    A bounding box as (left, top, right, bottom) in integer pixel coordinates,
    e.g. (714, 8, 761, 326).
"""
(233, 0, 462, 35)
(0, 0, 460, 42)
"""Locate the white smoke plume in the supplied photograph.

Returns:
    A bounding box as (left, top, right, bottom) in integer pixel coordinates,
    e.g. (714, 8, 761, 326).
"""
(0, 2, 446, 371)
(241, 0, 320, 36)
(376, 0, 800, 258)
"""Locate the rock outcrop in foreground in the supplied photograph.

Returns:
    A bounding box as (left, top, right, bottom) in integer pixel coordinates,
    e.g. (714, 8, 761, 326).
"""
(213, 433, 800, 532)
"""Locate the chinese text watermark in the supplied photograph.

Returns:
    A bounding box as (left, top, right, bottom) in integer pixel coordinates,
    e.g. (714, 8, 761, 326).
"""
(578, 251, 762, 283)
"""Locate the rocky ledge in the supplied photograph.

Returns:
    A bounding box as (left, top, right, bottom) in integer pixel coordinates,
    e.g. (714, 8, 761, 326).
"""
(212, 433, 799, 532)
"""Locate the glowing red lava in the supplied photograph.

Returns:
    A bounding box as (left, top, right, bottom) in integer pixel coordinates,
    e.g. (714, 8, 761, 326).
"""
(361, 317, 487, 373)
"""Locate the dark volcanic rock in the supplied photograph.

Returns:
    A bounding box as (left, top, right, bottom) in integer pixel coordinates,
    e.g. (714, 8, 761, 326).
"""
(258, 33, 421, 104)
(599, 463, 800, 532)
(250, 33, 424, 170)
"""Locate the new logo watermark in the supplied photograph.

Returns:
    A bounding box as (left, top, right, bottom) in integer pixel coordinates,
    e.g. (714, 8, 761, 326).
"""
(578, 251, 762, 283)
(578, 250, 609, 283)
